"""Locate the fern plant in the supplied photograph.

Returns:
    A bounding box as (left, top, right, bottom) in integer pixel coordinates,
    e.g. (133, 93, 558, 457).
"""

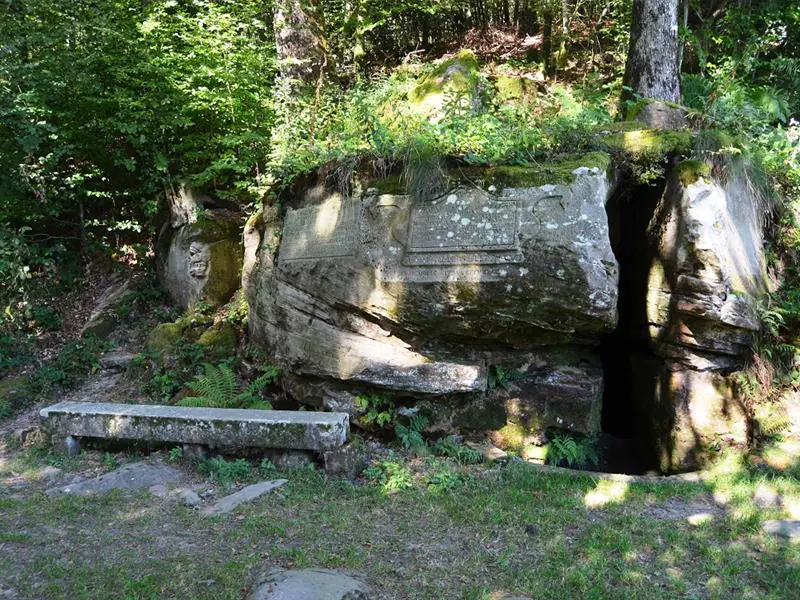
(547, 432, 599, 468)
(178, 363, 278, 409)
(395, 414, 429, 450)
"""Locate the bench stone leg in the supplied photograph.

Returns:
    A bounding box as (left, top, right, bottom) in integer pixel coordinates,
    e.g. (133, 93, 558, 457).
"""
(182, 444, 209, 461)
(54, 435, 81, 457)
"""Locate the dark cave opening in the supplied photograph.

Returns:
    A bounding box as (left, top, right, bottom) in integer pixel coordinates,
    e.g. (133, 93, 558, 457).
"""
(599, 178, 667, 473)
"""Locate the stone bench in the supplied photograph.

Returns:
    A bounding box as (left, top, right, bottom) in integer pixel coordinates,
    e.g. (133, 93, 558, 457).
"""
(40, 401, 349, 457)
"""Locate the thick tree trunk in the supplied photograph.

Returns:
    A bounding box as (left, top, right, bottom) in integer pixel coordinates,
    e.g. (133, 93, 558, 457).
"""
(273, 0, 328, 88)
(623, 0, 683, 127)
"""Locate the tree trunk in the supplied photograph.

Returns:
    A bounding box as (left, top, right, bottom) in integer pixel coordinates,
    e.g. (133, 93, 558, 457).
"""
(273, 0, 328, 88)
(623, 0, 683, 127)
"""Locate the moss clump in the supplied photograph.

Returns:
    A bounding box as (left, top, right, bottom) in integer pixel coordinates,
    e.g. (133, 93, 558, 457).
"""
(490, 422, 527, 451)
(147, 310, 213, 353)
(147, 322, 184, 354)
(602, 127, 694, 161)
(464, 151, 612, 189)
(197, 322, 238, 359)
(675, 159, 712, 186)
(409, 49, 482, 105)
(493, 75, 537, 104)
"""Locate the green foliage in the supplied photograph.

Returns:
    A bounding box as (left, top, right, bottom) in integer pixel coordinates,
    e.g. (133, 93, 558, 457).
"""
(178, 362, 277, 410)
(547, 432, 599, 468)
(168, 447, 184, 462)
(394, 414, 429, 450)
(753, 403, 791, 442)
(259, 458, 277, 478)
(355, 393, 396, 429)
(425, 460, 466, 492)
(432, 436, 484, 465)
(30, 336, 108, 395)
(102, 453, 119, 470)
(199, 456, 251, 486)
(363, 459, 414, 493)
(488, 365, 525, 391)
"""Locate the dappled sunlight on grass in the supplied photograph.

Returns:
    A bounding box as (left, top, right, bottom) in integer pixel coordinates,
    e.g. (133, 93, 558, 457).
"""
(583, 478, 629, 508)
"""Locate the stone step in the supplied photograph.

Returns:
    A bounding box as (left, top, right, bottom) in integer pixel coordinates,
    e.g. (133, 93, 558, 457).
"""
(40, 401, 349, 454)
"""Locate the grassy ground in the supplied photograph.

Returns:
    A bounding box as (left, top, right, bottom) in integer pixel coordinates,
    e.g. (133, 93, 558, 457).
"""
(1, 440, 800, 600)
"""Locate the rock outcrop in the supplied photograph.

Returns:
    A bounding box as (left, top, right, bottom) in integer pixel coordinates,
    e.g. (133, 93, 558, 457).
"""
(635, 163, 767, 470)
(157, 184, 243, 310)
(247, 154, 619, 436)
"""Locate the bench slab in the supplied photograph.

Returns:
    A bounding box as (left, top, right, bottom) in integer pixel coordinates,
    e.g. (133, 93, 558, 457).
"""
(40, 402, 349, 452)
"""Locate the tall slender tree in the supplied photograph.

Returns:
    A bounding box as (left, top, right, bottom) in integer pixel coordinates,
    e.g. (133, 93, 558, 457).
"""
(623, 0, 684, 128)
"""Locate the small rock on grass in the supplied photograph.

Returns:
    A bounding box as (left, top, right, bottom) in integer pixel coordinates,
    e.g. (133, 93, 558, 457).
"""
(250, 568, 370, 600)
(178, 489, 203, 507)
(201, 479, 287, 517)
(763, 520, 800, 540)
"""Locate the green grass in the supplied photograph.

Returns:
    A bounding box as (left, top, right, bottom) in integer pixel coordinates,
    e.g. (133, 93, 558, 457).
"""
(1, 445, 799, 599)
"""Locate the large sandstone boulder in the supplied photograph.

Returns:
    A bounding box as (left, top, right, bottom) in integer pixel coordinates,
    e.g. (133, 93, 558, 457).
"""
(157, 185, 243, 310)
(247, 154, 619, 436)
(637, 162, 767, 470)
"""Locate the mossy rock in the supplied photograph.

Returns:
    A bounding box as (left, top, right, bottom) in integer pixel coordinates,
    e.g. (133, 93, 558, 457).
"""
(459, 151, 612, 189)
(675, 159, 712, 186)
(147, 310, 212, 354)
(147, 322, 185, 354)
(493, 75, 539, 105)
(602, 126, 694, 162)
(407, 50, 486, 118)
(196, 322, 238, 359)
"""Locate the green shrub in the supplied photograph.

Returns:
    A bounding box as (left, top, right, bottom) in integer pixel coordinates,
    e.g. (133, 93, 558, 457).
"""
(363, 459, 415, 493)
(199, 457, 252, 486)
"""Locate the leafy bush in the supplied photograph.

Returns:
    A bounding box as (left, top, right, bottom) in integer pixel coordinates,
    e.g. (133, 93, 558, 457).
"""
(363, 459, 415, 493)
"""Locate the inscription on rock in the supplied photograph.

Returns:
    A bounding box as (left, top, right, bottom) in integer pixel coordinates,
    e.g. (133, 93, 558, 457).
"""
(404, 191, 522, 266)
(279, 197, 359, 263)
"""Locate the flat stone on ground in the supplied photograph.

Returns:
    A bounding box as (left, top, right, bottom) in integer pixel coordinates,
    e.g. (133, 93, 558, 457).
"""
(47, 462, 185, 496)
(250, 568, 370, 600)
(763, 520, 800, 540)
(202, 479, 288, 517)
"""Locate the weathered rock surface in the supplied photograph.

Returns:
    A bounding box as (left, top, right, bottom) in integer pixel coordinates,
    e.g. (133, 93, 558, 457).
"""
(158, 185, 242, 309)
(41, 402, 350, 452)
(81, 277, 132, 338)
(46, 462, 184, 495)
(762, 520, 800, 541)
(247, 156, 619, 436)
(636, 166, 767, 471)
(250, 568, 371, 600)
(202, 479, 287, 516)
(158, 215, 242, 309)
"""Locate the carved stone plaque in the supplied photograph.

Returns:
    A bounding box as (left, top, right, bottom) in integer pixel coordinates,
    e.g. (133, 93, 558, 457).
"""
(280, 196, 358, 263)
(404, 190, 522, 266)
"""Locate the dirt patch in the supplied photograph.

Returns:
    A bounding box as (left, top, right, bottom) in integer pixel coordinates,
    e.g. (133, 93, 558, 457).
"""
(639, 495, 726, 521)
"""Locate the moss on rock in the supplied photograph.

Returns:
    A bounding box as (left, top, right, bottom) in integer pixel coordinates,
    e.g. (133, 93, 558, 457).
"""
(675, 159, 712, 186)
(460, 151, 612, 190)
(197, 322, 238, 359)
(602, 127, 694, 162)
